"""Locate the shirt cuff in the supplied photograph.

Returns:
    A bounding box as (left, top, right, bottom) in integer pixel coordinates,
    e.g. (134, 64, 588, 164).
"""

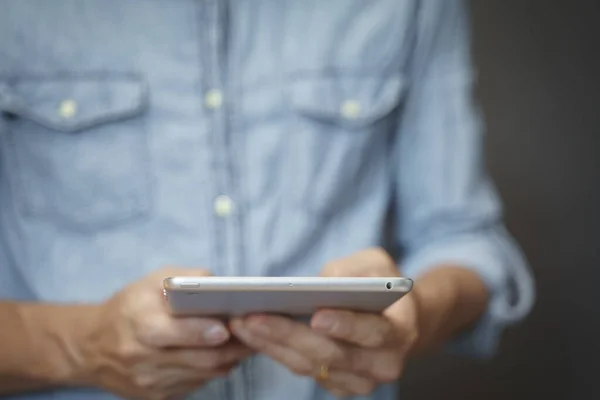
(400, 228, 535, 358)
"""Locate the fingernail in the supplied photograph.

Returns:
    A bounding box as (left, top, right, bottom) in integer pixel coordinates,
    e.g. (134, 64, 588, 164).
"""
(312, 313, 336, 332)
(204, 325, 228, 344)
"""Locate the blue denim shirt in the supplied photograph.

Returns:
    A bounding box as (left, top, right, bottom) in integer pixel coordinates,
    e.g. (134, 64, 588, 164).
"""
(0, 1, 535, 399)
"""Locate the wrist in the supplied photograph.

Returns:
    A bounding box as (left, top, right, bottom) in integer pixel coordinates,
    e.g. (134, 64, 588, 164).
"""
(19, 303, 102, 387)
(409, 270, 457, 354)
(407, 266, 488, 354)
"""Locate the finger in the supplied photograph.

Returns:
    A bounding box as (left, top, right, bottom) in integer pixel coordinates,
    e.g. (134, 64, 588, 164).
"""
(231, 319, 316, 377)
(233, 333, 317, 378)
(231, 316, 345, 367)
(141, 371, 210, 400)
(123, 365, 205, 399)
(135, 366, 200, 391)
(311, 309, 397, 348)
(131, 345, 250, 394)
(231, 318, 344, 378)
(320, 248, 397, 278)
(159, 342, 253, 371)
(136, 314, 230, 348)
(135, 364, 232, 395)
(319, 370, 376, 397)
(343, 347, 404, 383)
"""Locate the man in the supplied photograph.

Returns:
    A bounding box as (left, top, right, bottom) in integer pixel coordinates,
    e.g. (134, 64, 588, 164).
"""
(0, 1, 535, 399)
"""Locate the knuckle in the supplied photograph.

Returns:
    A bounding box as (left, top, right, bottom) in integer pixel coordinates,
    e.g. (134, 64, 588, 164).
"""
(135, 329, 153, 347)
(361, 319, 393, 348)
(319, 347, 340, 366)
(117, 340, 147, 364)
(347, 350, 368, 373)
(136, 325, 164, 347)
(364, 332, 385, 348)
(352, 326, 380, 348)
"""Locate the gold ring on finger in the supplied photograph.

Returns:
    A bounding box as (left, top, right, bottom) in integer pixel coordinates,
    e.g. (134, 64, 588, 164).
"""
(317, 364, 329, 381)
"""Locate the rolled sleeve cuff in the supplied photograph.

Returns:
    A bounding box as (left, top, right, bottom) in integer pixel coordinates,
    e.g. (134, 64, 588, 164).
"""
(400, 228, 535, 358)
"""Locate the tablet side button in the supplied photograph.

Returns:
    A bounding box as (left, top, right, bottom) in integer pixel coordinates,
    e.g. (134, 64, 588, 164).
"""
(180, 282, 200, 288)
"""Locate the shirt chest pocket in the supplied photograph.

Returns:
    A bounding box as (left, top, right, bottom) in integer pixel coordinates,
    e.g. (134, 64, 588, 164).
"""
(283, 74, 406, 216)
(0, 75, 152, 233)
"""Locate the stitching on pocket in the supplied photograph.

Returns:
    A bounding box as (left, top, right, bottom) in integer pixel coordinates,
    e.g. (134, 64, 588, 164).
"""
(0, 73, 150, 133)
(3, 75, 152, 233)
(283, 73, 405, 217)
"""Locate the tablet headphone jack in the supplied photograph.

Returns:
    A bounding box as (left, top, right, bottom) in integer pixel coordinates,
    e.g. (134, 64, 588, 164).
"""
(385, 281, 393, 290)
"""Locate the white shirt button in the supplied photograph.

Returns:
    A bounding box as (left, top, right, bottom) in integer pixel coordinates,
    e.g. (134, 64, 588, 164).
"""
(340, 100, 361, 119)
(58, 99, 77, 119)
(214, 195, 234, 217)
(205, 89, 223, 109)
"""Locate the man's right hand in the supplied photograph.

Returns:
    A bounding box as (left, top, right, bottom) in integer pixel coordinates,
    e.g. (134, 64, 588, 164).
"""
(70, 267, 251, 400)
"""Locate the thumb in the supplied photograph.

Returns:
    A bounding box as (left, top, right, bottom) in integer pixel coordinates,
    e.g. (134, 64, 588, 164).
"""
(319, 253, 380, 277)
(320, 248, 398, 278)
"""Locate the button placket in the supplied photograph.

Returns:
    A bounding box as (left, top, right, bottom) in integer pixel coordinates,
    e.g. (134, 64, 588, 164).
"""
(201, 2, 248, 400)
(205, 89, 223, 109)
(214, 194, 234, 217)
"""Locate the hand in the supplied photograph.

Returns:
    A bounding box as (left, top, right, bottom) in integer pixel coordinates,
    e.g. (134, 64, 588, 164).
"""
(231, 248, 419, 397)
(71, 267, 252, 400)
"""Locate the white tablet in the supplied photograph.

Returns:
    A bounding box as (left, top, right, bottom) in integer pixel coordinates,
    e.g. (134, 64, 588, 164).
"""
(163, 276, 413, 317)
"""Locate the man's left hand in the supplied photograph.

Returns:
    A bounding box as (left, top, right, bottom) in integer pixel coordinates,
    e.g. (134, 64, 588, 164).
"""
(230, 248, 419, 397)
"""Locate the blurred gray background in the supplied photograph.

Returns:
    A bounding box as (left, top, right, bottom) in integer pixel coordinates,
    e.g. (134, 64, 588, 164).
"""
(402, 1, 599, 399)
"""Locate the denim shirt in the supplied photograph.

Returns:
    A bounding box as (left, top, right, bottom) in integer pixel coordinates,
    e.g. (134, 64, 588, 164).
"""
(0, 1, 535, 399)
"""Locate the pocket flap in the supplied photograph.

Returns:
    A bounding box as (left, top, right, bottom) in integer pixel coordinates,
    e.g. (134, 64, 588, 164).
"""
(285, 74, 405, 128)
(0, 74, 148, 133)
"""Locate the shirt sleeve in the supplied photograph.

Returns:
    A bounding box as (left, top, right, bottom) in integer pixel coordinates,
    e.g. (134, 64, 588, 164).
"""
(394, 0, 535, 358)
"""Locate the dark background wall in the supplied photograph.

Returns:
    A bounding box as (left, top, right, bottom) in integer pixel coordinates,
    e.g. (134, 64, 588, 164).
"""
(402, 1, 599, 399)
